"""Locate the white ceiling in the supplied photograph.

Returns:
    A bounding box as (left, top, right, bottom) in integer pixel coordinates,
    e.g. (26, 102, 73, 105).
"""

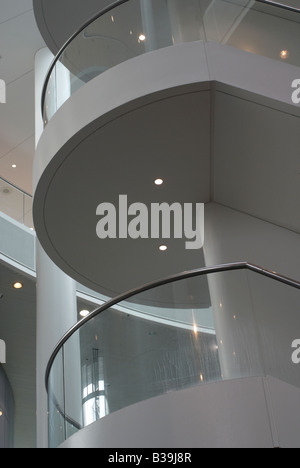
(0, 0, 45, 195)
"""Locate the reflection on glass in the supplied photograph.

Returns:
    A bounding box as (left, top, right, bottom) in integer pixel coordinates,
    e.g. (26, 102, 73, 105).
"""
(43, 0, 300, 124)
(47, 266, 300, 447)
(82, 353, 108, 426)
(0, 177, 33, 229)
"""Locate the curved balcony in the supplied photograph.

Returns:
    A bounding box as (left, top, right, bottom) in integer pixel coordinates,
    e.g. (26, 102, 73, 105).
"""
(41, 0, 300, 125)
(46, 262, 300, 448)
(34, 0, 300, 299)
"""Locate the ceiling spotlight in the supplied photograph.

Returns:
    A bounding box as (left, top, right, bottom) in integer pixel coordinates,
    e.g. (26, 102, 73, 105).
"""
(280, 50, 289, 60)
(12, 164, 17, 169)
(0, 410, 3, 417)
(13, 282, 23, 290)
(154, 178, 164, 186)
(80, 310, 90, 318)
(139, 34, 146, 42)
(159, 245, 168, 252)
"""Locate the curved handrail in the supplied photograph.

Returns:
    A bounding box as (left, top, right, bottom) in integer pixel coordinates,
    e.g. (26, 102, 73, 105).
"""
(41, 0, 129, 118)
(41, 0, 300, 120)
(0, 175, 32, 199)
(45, 261, 300, 391)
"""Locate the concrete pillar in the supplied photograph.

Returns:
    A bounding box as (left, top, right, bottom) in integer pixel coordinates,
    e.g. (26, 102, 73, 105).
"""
(167, 0, 204, 44)
(204, 202, 300, 385)
(140, 0, 158, 52)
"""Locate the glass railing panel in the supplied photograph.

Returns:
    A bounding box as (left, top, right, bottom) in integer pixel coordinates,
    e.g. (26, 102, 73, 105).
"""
(60, 273, 222, 436)
(42, 0, 207, 123)
(208, 269, 265, 381)
(0, 177, 34, 230)
(48, 348, 65, 449)
(63, 331, 83, 440)
(42, 0, 300, 124)
(246, 270, 300, 389)
(0, 178, 24, 223)
(47, 265, 300, 446)
(204, 0, 300, 66)
(24, 194, 34, 230)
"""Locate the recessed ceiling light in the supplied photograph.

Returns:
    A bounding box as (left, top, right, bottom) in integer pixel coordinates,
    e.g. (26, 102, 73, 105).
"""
(159, 245, 168, 252)
(80, 310, 90, 318)
(12, 164, 17, 168)
(13, 282, 23, 290)
(280, 50, 289, 59)
(0, 410, 3, 417)
(154, 178, 164, 186)
(139, 34, 146, 41)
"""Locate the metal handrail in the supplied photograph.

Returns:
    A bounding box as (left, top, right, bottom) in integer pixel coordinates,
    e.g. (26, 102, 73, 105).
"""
(0, 176, 32, 199)
(45, 261, 300, 391)
(41, 0, 300, 120)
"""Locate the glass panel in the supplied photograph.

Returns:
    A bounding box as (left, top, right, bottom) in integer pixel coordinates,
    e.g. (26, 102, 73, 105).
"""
(208, 269, 265, 381)
(63, 331, 83, 440)
(203, 0, 300, 65)
(0, 178, 34, 229)
(47, 349, 65, 449)
(246, 270, 300, 389)
(0, 179, 24, 223)
(24, 194, 33, 230)
(47, 267, 300, 447)
(43, 0, 300, 124)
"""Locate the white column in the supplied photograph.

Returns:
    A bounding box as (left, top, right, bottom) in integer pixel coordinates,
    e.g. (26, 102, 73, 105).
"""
(140, 0, 158, 52)
(204, 202, 300, 384)
(34, 48, 78, 448)
(167, 0, 204, 44)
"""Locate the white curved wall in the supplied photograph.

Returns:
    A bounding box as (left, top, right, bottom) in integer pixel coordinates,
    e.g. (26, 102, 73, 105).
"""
(34, 40, 300, 192)
(59, 376, 300, 449)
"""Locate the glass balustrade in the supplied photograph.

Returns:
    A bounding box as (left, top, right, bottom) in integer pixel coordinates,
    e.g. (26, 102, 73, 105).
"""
(42, 0, 300, 124)
(0, 177, 33, 230)
(47, 263, 300, 447)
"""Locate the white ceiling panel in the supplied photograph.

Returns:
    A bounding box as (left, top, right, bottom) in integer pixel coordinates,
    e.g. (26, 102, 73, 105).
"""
(0, 9, 45, 85)
(0, 0, 32, 25)
(0, 72, 34, 161)
(0, 136, 34, 195)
